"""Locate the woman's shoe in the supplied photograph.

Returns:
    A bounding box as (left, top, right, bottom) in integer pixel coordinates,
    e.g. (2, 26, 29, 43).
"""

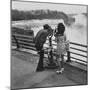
(56, 68, 64, 74)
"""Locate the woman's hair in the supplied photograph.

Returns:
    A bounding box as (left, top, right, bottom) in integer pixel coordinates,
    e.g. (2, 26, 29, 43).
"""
(56, 23, 65, 35)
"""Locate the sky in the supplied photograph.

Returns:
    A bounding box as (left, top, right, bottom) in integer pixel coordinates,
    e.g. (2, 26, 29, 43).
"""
(12, 0, 87, 14)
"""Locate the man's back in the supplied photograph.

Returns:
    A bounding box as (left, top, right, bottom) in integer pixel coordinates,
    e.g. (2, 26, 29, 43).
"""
(34, 29, 48, 51)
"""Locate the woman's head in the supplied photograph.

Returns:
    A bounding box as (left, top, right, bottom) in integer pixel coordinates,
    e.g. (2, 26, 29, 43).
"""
(57, 23, 65, 35)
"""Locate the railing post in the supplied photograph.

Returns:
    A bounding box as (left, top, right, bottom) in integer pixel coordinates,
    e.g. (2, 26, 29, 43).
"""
(66, 51, 71, 62)
(48, 36, 54, 64)
(13, 35, 19, 49)
(47, 36, 57, 69)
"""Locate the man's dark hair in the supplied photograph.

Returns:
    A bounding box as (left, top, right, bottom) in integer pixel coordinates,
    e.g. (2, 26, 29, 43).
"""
(43, 24, 50, 29)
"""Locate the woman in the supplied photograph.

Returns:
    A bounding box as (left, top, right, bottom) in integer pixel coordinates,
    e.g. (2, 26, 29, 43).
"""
(54, 23, 69, 74)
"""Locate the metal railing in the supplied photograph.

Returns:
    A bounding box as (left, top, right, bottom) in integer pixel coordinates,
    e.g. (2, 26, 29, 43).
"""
(12, 33, 87, 65)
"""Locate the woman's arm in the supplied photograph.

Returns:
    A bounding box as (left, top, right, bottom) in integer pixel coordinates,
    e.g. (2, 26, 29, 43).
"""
(64, 33, 67, 41)
(55, 36, 57, 42)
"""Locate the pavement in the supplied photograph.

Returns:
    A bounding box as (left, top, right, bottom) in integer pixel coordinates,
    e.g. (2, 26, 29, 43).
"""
(11, 50, 77, 89)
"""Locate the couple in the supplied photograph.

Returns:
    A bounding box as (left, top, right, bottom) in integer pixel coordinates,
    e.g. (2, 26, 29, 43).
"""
(34, 23, 69, 74)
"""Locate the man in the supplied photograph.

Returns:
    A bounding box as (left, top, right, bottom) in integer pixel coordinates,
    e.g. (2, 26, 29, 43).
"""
(34, 24, 51, 71)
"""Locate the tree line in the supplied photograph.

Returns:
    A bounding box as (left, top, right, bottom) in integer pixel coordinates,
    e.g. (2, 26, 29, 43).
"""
(12, 9, 68, 21)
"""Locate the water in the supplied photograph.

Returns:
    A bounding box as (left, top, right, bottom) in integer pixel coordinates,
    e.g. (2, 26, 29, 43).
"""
(12, 13, 88, 63)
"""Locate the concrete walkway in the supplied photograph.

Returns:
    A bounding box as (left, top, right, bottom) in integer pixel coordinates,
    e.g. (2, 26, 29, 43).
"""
(11, 50, 77, 89)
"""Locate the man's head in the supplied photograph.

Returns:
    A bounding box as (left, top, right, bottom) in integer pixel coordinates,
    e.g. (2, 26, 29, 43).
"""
(43, 24, 51, 30)
(43, 24, 53, 37)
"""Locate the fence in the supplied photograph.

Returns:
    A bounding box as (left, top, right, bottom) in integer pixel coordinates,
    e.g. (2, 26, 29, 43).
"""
(12, 33, 87, 65)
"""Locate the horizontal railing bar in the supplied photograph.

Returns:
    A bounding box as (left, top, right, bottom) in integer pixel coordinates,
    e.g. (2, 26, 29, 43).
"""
(70, 51, 87, 58)
(19, 41, 35, 46)
(13, 36, 33, 40)
(35, 50, 87, 64)
(45, 42, 56, 46)
(70, 56, 87, 63)
(70, 42, 87, 48)
(74, 60, 87, 66)
(12, 41, 35, 47)
(70, 47, 87, 53)
(12, 34, 34, 39)
(12, 43, 17, 46)
(12, 39, 34, 43)
(45, 51, 87, 64)
(19, 45, 36, 51)
(12, 39, 15, 42)
(64, 55, 87, 64)
(45, 43, 87, 54)
(52, 39, 87, 48)
(64, 54, 87, 65)
(64, 58, 87, 66)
